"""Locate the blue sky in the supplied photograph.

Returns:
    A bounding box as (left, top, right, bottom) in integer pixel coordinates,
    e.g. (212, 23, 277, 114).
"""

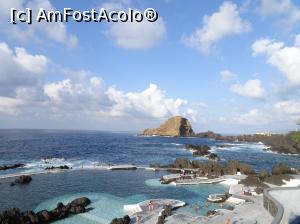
(0, 0, 300, 133)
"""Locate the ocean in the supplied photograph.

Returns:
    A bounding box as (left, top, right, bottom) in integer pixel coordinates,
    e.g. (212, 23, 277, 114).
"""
(1, 129, 300, 223)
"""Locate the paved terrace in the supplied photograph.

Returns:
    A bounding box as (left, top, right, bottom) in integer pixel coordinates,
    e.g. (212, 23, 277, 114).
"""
(269, 187, 300, 224)
(128, 196, 272, 224)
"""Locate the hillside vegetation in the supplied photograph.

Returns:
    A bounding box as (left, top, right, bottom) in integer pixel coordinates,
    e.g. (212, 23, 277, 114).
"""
(289, 132, 300, 143)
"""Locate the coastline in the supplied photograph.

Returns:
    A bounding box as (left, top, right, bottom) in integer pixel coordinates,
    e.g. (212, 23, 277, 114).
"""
(1, 165, 300, 223)
(141, 133, 300, 156)
(1, 130, 300, 224)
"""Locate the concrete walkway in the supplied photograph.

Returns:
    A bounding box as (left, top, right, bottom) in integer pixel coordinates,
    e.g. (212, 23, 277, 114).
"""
(166, 196, 272, 224)
(270, 188, 300, 224)
(129, 199, 186, 224)
(128, 196, 272, 224)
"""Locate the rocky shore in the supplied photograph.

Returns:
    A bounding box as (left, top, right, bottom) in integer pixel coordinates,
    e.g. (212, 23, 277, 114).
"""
(241, 163, 297, 188)
(194, 131, 300, 155)
(10, 175, 32, 186)
(193, 130, 300, 155)
(152, 158, 298, 189)
(215, 132, 300, 155)
(45, 165, 71, 170)
(185, 144, 220, 161)
(153, 158, 255, 174)
(0, 164, 24, 171)
(0, 197, 91, 224)
(110, 215, 131, 224)
(185, 144, 210, 156)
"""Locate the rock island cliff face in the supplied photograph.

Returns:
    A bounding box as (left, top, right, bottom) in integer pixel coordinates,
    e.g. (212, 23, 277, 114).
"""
(143, 116, 195, 137)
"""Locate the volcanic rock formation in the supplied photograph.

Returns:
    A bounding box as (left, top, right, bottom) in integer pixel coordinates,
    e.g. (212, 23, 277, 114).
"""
(142, 116, 194, 137)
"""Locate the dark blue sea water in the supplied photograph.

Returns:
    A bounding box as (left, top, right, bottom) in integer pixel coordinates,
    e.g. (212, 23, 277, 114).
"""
(0, 129, 300, 223)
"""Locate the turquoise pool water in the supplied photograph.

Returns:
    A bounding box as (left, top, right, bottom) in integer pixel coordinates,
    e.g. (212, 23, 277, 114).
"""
(29, 174, 228, 224)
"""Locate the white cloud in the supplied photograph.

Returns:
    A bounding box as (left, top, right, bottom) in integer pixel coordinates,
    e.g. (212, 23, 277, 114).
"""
(220, 70, 237, 82)
(275, 100, 300, 116)
(0, 96, 25, 115)
(106, 19, 166, 49)
(184, 108, 198, 122)
(252, 37, 300, 85)
(230, 79, 266, 99)
(252, 38, 284, 55)
(183, 1, 251, 53)
(258, 0, 300, 30)
(44, 73, 109, 116)
(275, 100, 300, 123)
(44, 77, 187, 119)
(29, 0, 78, 48)
(102, 0, 166, 49)
(43, 79, 193, 120)
(259, 0, 292, 16)
(0, 0, 78, 48)
(106, 83, 187, 118)
(233, 109, 271, 125)
(0, 41, 196, 123)
(295, 34, 300, 46)
(2, 76, 193, 124)
(0, 0, 24, 16)
(101, 0, 131, 11)
(0, 42, 47, 97)
(45, 79, 78, 104)
(13, 47, 48, 74)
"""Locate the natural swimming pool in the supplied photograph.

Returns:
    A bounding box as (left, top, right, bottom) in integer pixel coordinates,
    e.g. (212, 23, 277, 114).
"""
(1, 169, 228, 223)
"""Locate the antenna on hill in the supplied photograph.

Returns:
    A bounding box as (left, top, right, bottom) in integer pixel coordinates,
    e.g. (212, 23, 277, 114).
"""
(297, 118, 300, 132)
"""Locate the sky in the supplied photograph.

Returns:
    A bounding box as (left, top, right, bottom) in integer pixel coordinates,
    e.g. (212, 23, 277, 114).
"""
(0, 0, 300, 134)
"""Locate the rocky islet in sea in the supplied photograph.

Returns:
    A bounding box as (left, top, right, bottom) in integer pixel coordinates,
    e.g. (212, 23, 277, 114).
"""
(185, 144, 221, 161)
(142, 116, 195, 137)
(10, 175, 32, 186)
(0, 163, 25, 171)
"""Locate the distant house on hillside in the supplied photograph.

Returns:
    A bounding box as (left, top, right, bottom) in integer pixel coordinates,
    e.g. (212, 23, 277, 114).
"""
(255, 132, 272, 136)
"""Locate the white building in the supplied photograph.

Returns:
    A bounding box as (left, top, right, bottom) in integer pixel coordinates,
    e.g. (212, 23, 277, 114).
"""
(255, 132, 272, 136)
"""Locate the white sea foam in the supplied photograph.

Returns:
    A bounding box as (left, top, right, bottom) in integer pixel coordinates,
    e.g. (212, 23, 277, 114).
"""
(23, 159, 106, 173)
(170, 143, 183, 146)
(210, 146, 218, 153)
(215, 142, 268, 153)
(262, 149, 300, 156)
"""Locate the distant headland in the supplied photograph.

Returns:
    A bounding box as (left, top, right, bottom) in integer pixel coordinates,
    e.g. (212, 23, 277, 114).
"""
(142, 116, 300, 155)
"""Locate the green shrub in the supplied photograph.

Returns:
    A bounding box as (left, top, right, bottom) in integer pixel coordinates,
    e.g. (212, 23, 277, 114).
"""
(290, 132, 300, 143)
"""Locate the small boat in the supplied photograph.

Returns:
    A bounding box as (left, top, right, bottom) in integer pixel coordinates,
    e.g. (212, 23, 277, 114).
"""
(207, 194, 227, 203)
